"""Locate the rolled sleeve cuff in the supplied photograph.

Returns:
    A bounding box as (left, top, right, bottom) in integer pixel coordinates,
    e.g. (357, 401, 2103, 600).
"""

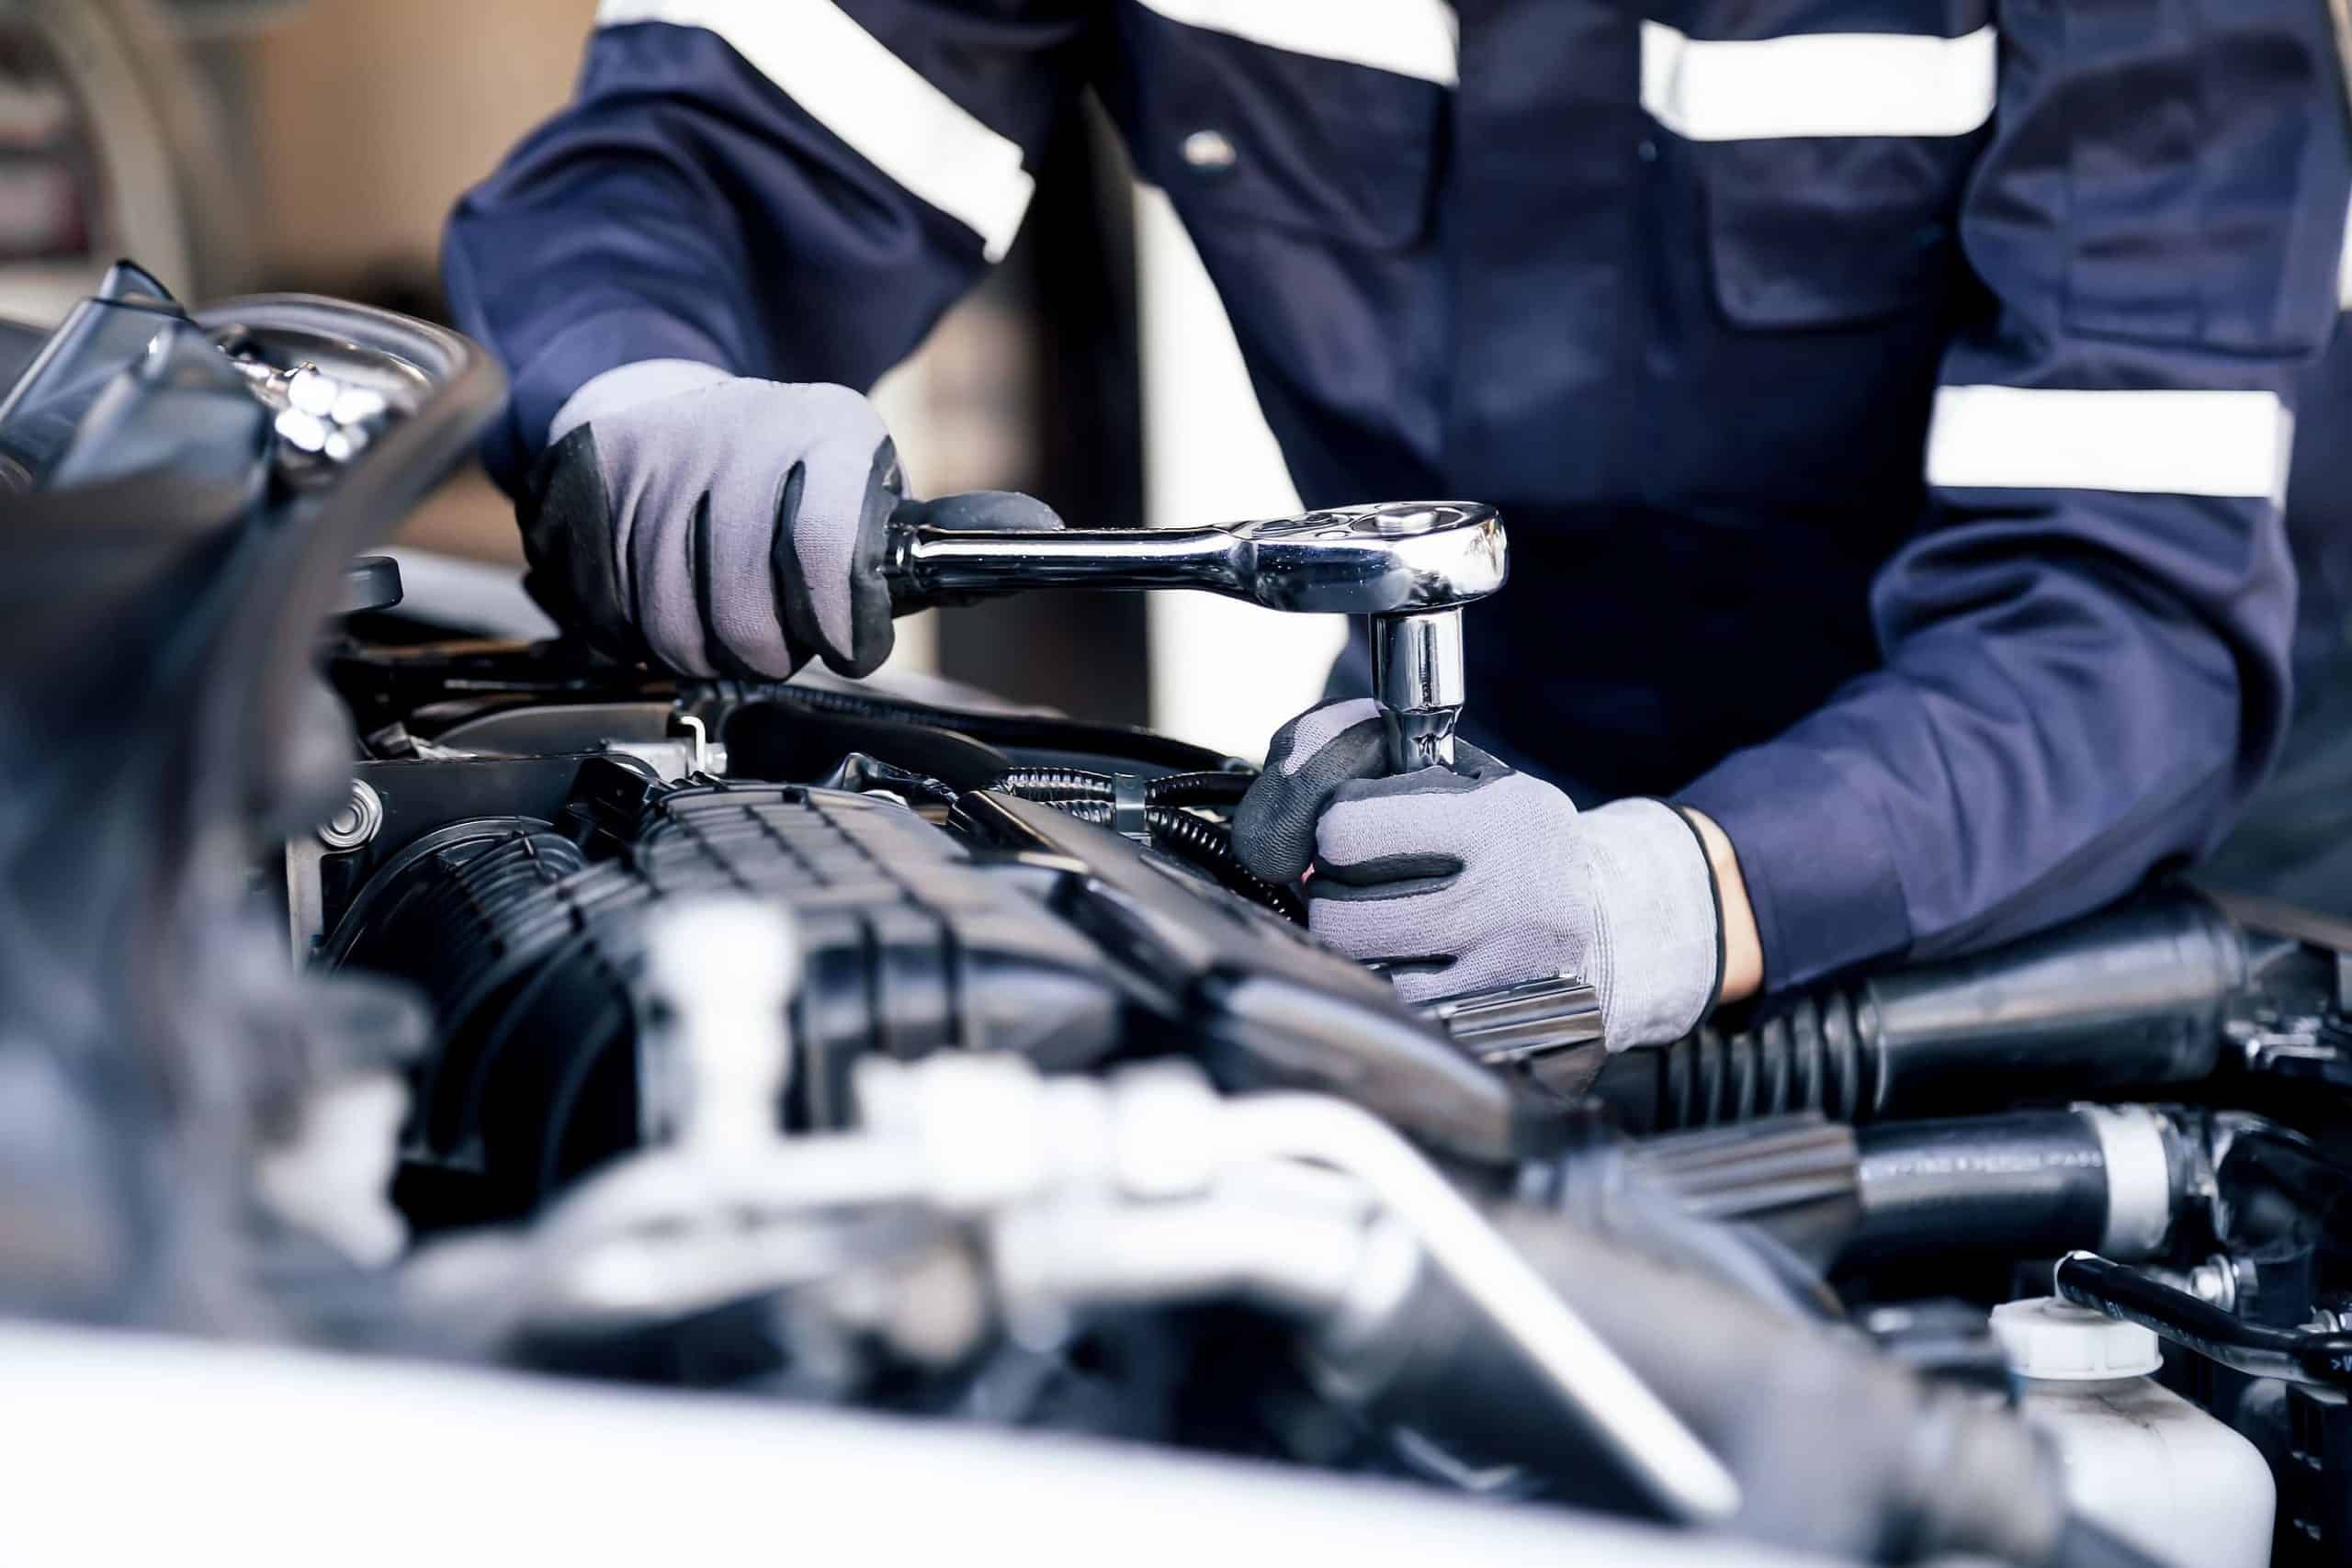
(490, 307, 736, 491)
(1676, 741, 1912, 991)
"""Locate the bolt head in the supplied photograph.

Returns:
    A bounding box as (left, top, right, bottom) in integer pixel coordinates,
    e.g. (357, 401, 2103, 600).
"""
(316, 780, 384, 851)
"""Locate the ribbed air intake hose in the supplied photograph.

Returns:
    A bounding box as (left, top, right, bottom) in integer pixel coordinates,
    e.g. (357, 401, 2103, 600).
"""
(1573, 892, 2244, 1132)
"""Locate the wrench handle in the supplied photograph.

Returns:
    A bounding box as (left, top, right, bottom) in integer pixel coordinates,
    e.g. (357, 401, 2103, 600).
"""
(883, 517, 1243, 612)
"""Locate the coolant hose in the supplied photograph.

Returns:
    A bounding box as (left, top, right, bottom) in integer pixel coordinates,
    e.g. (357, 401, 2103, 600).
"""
(1845, 1106, 2180, 1266)
(1577, 892, 2244, 1132)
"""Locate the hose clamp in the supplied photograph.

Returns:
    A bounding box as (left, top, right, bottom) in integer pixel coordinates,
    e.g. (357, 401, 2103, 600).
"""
(1111, 773, 1148, 843)
(2078, 1104, 2176, 1259)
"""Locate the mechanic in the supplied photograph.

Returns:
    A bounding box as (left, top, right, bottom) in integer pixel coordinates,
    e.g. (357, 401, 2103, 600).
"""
(447, 2, 2352, 1052)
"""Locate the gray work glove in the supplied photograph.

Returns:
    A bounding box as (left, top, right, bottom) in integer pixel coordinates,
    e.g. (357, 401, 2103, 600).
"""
(519, 360, 1061, 678)
(1234, 698, 1724, 1049)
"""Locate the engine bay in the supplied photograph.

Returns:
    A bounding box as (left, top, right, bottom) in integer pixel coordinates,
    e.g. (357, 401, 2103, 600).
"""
(7, 270, 2352, 1567)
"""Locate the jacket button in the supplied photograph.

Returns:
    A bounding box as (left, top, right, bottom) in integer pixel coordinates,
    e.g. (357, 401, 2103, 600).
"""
(1181, 129, 1238, 173)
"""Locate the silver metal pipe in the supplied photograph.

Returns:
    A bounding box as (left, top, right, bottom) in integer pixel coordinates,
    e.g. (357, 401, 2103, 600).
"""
(1217, 1094, 1744, 1526)
(989, 1193, 1375, 1322)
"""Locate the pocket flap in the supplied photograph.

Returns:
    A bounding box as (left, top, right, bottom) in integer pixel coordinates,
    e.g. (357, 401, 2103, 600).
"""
(1117, 12, 1443, 250)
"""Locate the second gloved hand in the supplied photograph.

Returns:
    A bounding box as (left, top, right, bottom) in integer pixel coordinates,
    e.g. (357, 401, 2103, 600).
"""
(520, 360, 1062, 678)
(1234, 699, 1724, 1050)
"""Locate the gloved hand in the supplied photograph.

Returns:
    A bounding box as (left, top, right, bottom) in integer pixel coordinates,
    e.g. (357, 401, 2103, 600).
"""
(518, 360, 1062, 678)
(1234, 698, 1724, 1049)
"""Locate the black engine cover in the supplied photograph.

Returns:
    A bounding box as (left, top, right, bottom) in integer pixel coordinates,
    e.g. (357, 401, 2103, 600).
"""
(334, 760, 1117, 1218)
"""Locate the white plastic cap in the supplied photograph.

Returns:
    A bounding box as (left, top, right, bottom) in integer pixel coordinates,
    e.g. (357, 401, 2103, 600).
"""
(1991, 1296, 2162, 1381)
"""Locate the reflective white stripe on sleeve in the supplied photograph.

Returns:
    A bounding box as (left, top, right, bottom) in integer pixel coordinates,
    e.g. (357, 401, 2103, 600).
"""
(2338, 194, 2352, 311)
(1926, 387, 2294, 502)
(1134, 0, 1459, 87)
(597, 0, 1035, 262)
(1640, 20, 1996, 141)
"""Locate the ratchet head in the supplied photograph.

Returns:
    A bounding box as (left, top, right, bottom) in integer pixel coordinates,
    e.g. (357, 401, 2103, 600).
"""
(1236, 505, 1505, 774)
(1224, 502, 1509, 615)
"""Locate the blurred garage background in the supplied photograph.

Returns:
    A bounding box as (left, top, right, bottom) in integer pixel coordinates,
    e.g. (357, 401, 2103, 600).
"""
(0, 0, 1335, 759)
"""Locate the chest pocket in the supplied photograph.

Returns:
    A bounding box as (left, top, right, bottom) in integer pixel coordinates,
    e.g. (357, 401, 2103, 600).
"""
(1699, 136, 1980, 328)
(1111, 4, 1445, 251)
(1645, 6, 1994, 330)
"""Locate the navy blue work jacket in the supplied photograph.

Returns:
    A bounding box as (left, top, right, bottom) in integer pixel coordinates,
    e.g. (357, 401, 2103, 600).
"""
(447, 1, 2352, 990)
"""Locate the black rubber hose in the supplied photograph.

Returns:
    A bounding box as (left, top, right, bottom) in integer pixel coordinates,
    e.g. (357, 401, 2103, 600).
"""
(721, 697, 1011, 793)
(1845, 1110, 2129, 1264)
(2053, 1251, 2352, 1388)
(1585, 892, 2244, 1132)
(1583, 987, 1882, 1132)
(698, 681, 1242, 773)
(1148, 770, 1254, 807)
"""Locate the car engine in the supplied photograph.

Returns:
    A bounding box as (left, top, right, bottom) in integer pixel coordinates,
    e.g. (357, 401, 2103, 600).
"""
(6, 267, 2352, 1567)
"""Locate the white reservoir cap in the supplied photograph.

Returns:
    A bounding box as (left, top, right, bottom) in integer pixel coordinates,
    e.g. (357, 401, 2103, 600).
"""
(1992, 1296, 2163, 1381)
